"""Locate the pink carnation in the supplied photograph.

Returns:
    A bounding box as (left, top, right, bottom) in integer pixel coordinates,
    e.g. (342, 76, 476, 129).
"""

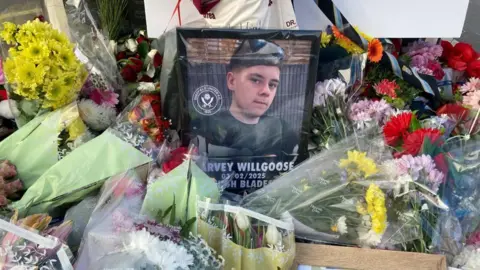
(467, 230, 480, 245)
(90, 88, 119, 108)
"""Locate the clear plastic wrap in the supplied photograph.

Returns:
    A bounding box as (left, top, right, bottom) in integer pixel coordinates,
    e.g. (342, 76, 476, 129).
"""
(11, 94, 167, 217)
(76, 169, 224, 270)
(197, 198, 295, 270)
(0, 213, 74, 269)
(171, 29, 320, 194)
(0, 11, 88, 127)
(241, 130, 431, 249)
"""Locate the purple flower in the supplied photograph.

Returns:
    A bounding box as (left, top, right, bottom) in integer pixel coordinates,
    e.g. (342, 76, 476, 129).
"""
(395, 154, 444, 192)
(349, 99, 394, 129)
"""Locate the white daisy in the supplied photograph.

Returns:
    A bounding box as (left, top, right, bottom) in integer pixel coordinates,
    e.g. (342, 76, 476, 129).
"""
(78, 99, 116, 131)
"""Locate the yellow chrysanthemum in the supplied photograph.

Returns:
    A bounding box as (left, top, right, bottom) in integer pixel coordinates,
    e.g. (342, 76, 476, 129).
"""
(365, 184, 387, 234)
(21, 42, 50, 64)
(339, 150, 378, 178)
(44, 78, 70, 101)
(16, 61, 44, 90)
(3, 58, 16, 81)
(67, 118, 86, 141)
(15, 83, 39, 100)
(0, 22, 17, 45)
(356, 201, 368, 216)
(50, 31, 72, 48)
(321, 32, 332, 48)
(55, 47, 77, 71)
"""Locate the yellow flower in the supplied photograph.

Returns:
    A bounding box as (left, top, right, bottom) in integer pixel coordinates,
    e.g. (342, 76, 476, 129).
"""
(356, 201, 368, 215)
(331, 225, 338, 232)
(21, 42, 50, 64)
(321, 32, 332, 48)
(365, 184, 387, 234)
(15, 84, 40, 100)
(45, 78, 69, 101)
(354, 26, 374, 42)
(332, 26, 364, 54)
(3, 58, 16, 81)
(0, 22, 17, 45)
(50, 31, 72, 48)
(67, 118, 86, 141)
(16, 61, 44, 90)
(339, 150, 378, 178)
(55, 47, 77, 70)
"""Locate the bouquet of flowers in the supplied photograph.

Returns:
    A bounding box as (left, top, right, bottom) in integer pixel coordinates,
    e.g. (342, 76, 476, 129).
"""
(242, 129, 449, 251)
(0, 211, 74, 269)
(0, 102, 90, 189)
(11, 95, 169, 216)
(0, 19, 87, 126)
(76, 169, 224, 270)
(197, 199, 295, 269)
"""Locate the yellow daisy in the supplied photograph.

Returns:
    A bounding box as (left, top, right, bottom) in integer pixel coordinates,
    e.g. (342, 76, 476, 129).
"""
(365, 184, 387, 234)
(3, 58, 17, 81)
(0, 22, 17, 45)
(21, 42, 50, 63)
(45, 78, 69, 102)
(16, 61, 44, 90)
(339, 150, 378, 178)
(55, 47, 77, 70)
(50, 31, 72, 48)
(14, 84, 40, 100)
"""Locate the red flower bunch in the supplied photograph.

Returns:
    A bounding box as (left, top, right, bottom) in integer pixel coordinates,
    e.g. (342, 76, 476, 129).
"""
(117, 33, 163, 83)
(383, 112, 444, 157)
(402, 128, 443, 156)
(374, 79, 399, 98)
(383, 112, 412, 146)
(436, 104, 469, 122)
(441, 41, 478, 72)
(162, 147, 190, 174)
(128, 95, 171, 144)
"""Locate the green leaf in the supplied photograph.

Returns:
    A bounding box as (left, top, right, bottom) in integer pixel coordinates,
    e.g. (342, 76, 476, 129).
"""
(138, 41, 149, 59)
(169, 196, 176, 225)
(155, 209, 163, 222)
(180, 217, 197, 238)
(409, 113, 421, 132)
(161, 205, 173, 222)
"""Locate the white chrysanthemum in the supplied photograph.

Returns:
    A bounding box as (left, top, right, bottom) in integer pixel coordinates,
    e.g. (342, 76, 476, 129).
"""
(336, 216, 348, 235)
(358, 229, 383, 247)
(453, 245, 480, 270)
(124, 229, 194, 270)
(78, 99, 116, 131)
(149, 239, 194, 270)
(313, 78, 346, 107)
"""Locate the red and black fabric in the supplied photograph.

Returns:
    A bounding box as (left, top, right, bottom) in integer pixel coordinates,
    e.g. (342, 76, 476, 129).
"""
(192, 0, 221, 15)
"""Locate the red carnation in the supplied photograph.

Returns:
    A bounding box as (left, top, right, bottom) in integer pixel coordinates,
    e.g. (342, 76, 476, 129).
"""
(402, 128, 443, 156)
(162, 147, 189, 174)
(440, 40, 454, 60)
(383, 112, 413, 146)
(443, 42, 478, 71)
(467, 60, 480, 78)
(433, 153, 448, 176)
(136, 35, 148, 44)
(0, 89, 8, 101)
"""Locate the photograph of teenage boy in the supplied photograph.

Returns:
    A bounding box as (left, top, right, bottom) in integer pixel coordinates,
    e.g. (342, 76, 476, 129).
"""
(194, 39, 299, 157)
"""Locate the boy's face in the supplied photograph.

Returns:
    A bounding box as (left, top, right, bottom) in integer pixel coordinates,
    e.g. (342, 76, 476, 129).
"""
(227, 65, 280, 118)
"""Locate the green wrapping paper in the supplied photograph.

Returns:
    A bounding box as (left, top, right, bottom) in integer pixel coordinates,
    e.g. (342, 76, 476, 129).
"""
(0, 103, 85, 188)
(12, 95, 165, 217)
(141, 160, 220, 231)
(11, 131, 152, 216)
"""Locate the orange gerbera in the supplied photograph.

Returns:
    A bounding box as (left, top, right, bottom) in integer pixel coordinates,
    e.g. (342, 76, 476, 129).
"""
(368, 39, 383, 62)
(332, 25, 342, 39)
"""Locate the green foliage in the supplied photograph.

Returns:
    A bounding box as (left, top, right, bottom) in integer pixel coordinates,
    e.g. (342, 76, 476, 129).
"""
(96, 0, 128, 40)
(156, 196, 197, 238)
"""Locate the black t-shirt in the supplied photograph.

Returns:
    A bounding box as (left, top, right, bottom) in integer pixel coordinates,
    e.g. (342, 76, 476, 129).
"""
(194, 111, 298, 157)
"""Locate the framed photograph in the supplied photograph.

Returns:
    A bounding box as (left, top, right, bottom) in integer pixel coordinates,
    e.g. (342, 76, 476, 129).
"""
(295, 243, 447, 270)
(177, 29, 320, 193)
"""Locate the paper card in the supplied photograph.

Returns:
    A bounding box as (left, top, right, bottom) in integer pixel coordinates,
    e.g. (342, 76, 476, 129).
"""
(294, 0, 332, 30)
(332, 0, 469, 38)
(144, 0, 207, 38)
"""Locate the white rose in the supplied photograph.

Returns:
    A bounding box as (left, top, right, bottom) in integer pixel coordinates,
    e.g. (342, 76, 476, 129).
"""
(126, 39, 138, 53)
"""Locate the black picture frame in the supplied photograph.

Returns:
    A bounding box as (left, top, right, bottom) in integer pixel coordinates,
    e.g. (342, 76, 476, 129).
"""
(176, 28, 320, 193)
